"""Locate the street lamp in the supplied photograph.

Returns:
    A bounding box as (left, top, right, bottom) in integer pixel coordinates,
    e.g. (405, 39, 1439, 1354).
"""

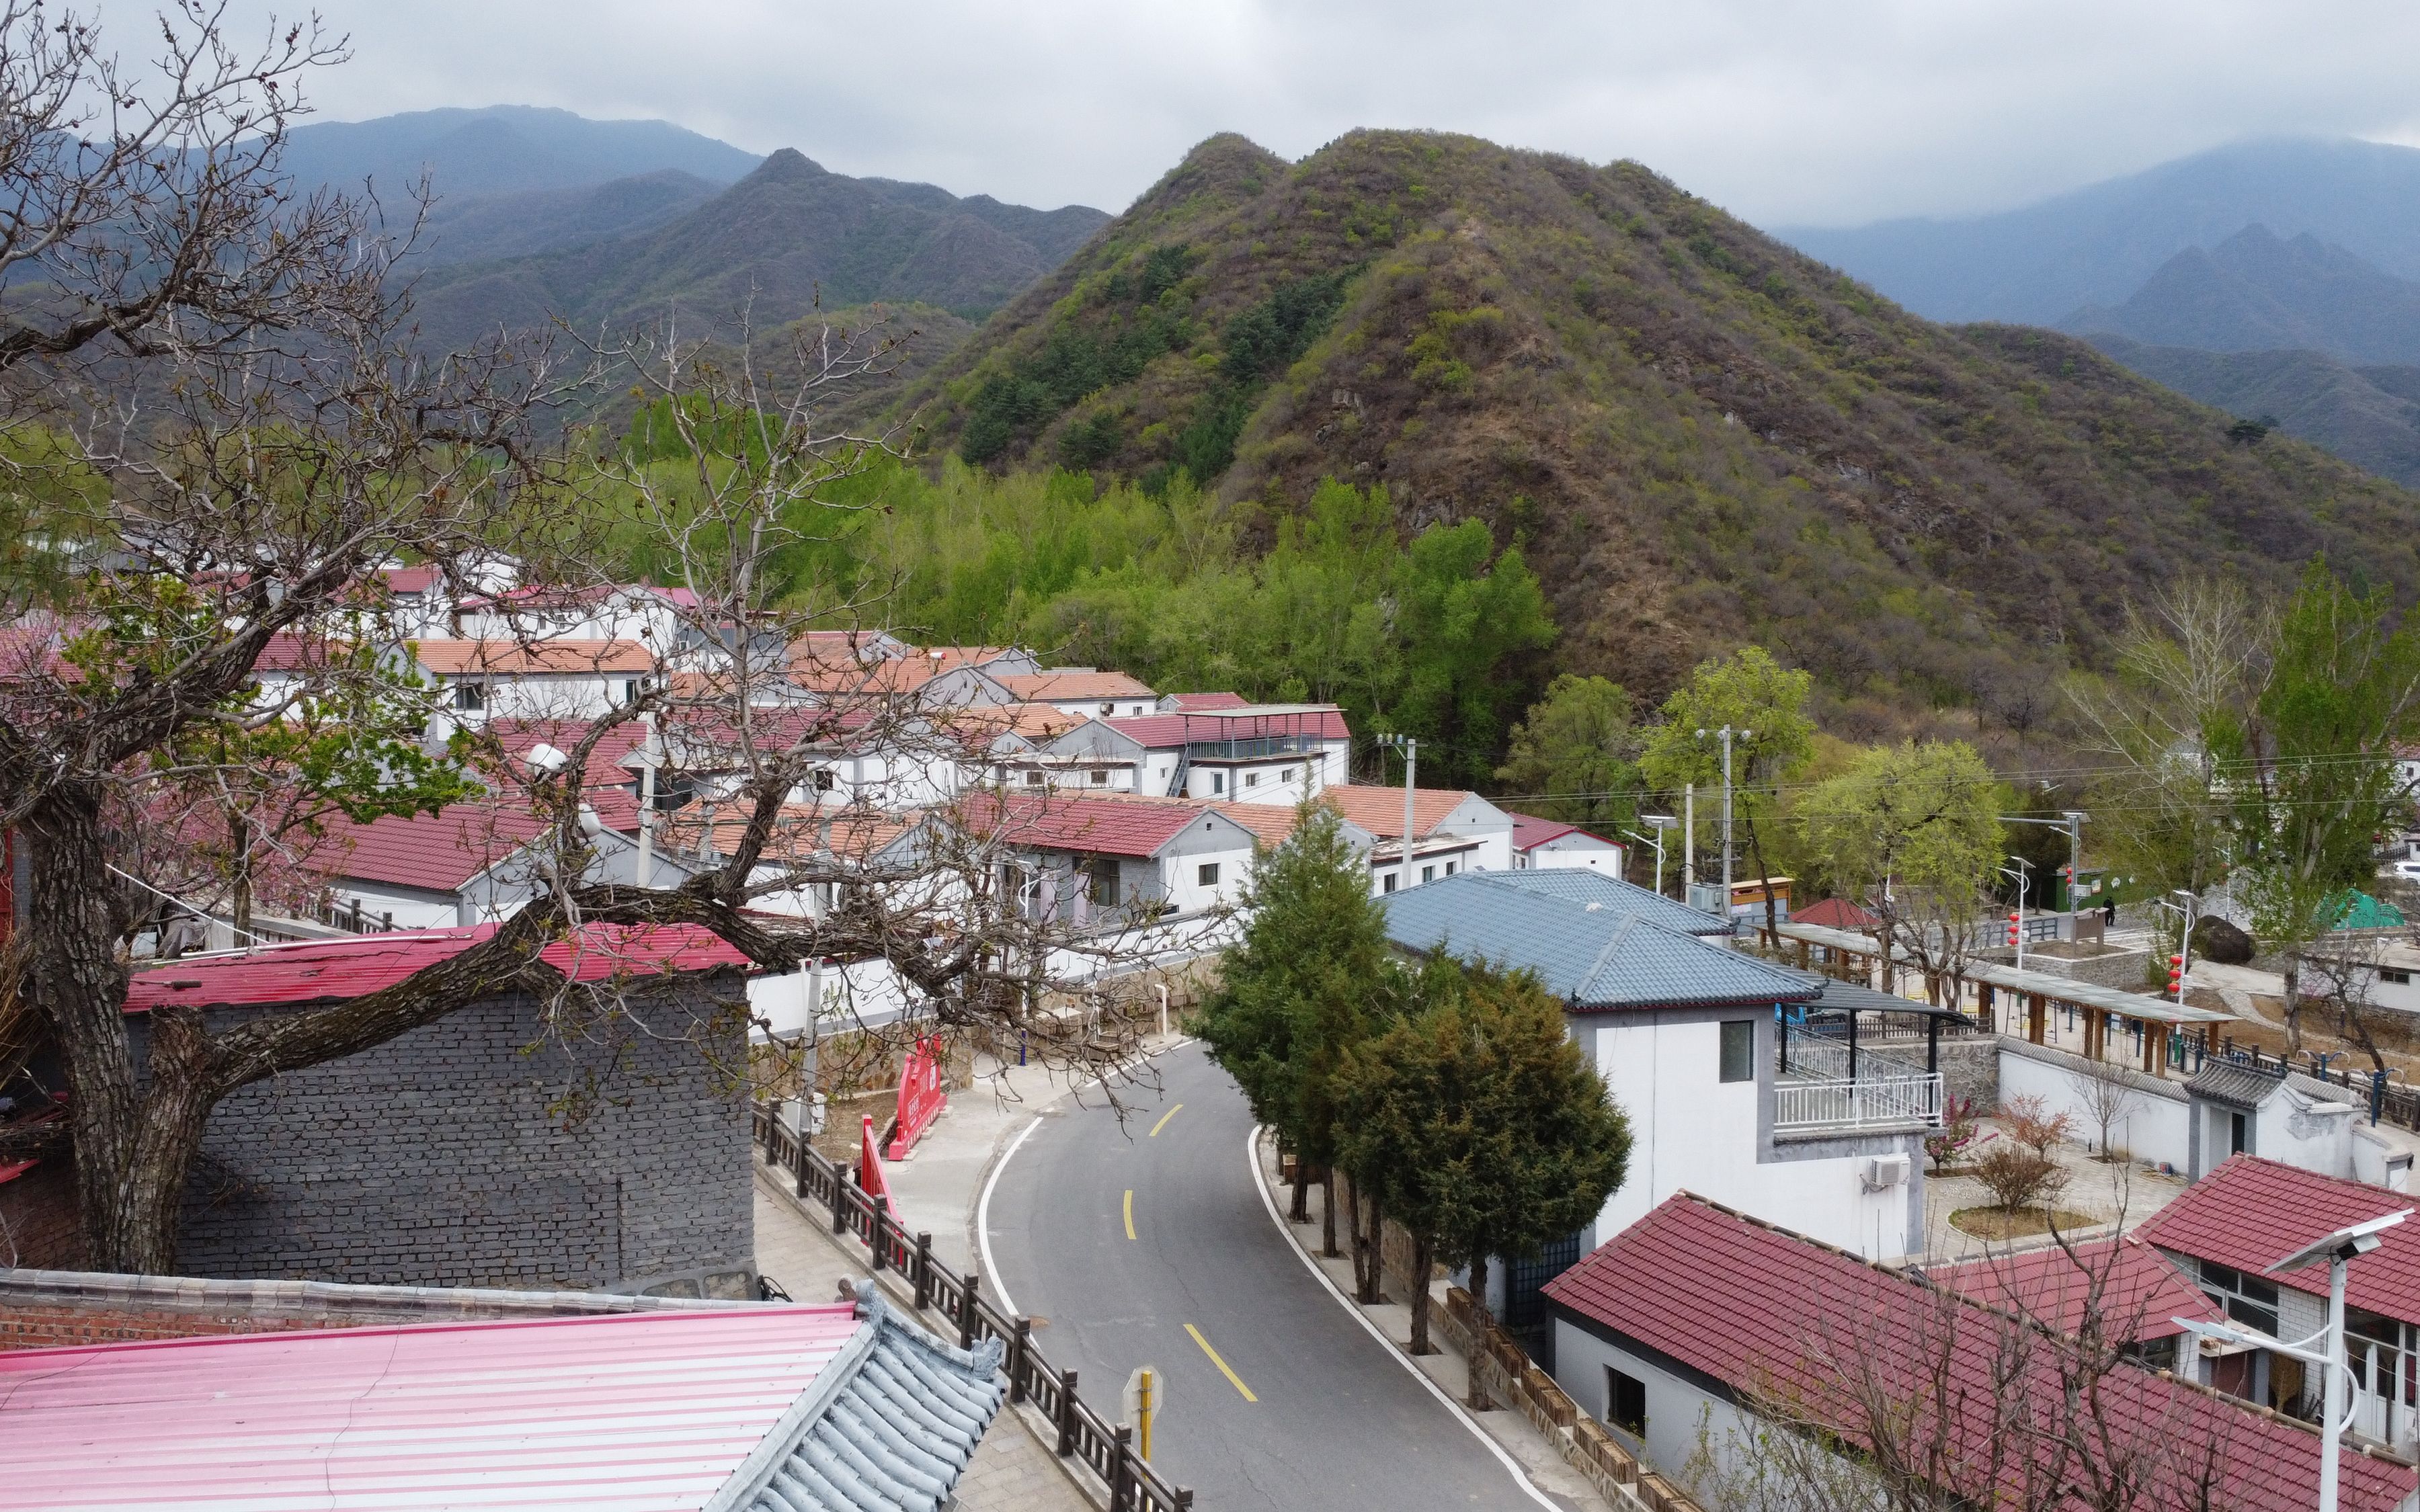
(1624, 814, 1678, 896)
(2001, 811, 2088, 912)
(2154, 888, 2199, 1009)
(2173, 1210, 2412, 1512)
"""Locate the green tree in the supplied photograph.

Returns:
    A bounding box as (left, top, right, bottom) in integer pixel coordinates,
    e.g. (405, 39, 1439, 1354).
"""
(1494, 674, 1638, 831)
(1197, 800, 1393, 1247)
(1796, 741, 2005, 1001)
(1332, 958, 1630, 1369)
(1639, 648, 1816, 937)
(1387, 521, 1556, 788)
(2217, 562, 2420, 1048)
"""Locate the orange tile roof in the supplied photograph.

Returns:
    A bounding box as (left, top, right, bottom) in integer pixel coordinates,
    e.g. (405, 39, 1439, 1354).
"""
(414, 639, 654, 677)
(1318, 784, 1478, 839)
(993, 670, 1156, 702)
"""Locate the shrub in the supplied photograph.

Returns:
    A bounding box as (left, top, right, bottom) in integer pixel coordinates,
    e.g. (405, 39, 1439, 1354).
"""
(1923, 1095, 1980, 1173)
(1972, 1143, 2067, 1214)
(2000, 1093, 2073, 1155)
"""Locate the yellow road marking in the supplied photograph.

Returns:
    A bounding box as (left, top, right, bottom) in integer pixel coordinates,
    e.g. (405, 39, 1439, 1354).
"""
(1149, 1102, 1184, 1137)
(1186, 1323, 1257, 1402)
(1123, 1189, 1135, 1241)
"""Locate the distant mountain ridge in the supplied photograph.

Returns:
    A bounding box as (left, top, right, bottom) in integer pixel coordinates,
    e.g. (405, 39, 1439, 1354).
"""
(279, 104, 762, 198)
(1778, 138, 2420, 324)
(888, 129, 2420, 714)
(407, 148, 1111, 353)
(2064, 224, 2420, 365)
(2085, 337, 2420, 490)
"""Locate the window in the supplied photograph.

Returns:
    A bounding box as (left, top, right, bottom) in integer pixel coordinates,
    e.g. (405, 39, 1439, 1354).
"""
(1383, 874, 1398, 894)
(1421, 865, 1435, 883)
(2383, 968, 2413, 986)
(1246, 771, 1260, 788)
(1088, 857, 1121, 907)
(1025, 771, 1045, 787)
(453, 679, 486, 712)
(1283, 767, 1296, 782)
(1211, 773, 1225, 794)
(1719, 1019, 1755, 1083)
(1197, 862, 1221, 887)
(2199, 1261, 2280, 1335)
(1089, 769, 1108, 786)
(811, 768, 836, 792)
(2229, 1109, 2249, 1157)
(1443, 861, 1455, 876)
(1606, 1367, 1647, 1436)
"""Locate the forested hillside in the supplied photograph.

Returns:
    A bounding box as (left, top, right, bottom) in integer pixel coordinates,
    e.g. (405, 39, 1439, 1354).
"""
(886, 130, 2420, 722)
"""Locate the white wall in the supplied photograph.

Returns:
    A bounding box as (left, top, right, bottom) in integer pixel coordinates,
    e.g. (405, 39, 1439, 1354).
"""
(1527, 837, 1629, 874)
(748, 956, 910, 1042)
(1552, 1321, 1745, 1492)
(1996, 1044, 2192, 1172)
(1593, 1015, 1918, 1261)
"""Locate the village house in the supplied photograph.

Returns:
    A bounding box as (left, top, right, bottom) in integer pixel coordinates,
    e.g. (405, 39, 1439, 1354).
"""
(415, 638, 657, 726)
(1324, 784, 1517, 891)
(1104, 703, 1355, 802)
(2182, 1060, 2419, 1189)
(1381, 870, 1943, 1268)
(1541, 1193, 2418, 1512)
(2136, 1154, 2420, 1451)
(990, 667, 1159, 719)
(942, 791, 1259, 932)
(1507, 812, 1629, 875)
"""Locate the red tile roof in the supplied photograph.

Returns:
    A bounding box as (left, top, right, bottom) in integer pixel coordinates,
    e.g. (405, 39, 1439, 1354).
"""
(1320, 784, 1483, 840)
(2134, 1155, 2420, 1326)
(308, 792, 643, 893)
(124, 922, 752, 1012)
(1168, 691, 1250, 711)
(1506, 812, 1619, 852)
(1931, 1236, 2223, 1343)
(1543, 1194, 2416, 1512)
(380, 564, 441, 593)
(1104, 707, 1353, 749)
(952, 791, 1242, 858)
(1794, 896, 1884, 929)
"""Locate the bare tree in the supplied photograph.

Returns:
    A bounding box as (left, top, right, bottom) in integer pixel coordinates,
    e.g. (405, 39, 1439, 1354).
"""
(0, 8, 1192, 1273)
(2078, 1055, 2148, 1163)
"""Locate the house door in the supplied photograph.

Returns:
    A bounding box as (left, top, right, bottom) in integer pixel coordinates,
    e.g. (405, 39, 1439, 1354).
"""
(1504, 1231, 1586, 1372)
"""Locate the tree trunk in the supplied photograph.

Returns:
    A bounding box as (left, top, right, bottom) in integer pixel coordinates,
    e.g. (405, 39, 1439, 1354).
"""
(1744, 807, 1781, 949)
(1407, 1232, 1435, 1355)
(1357, 1192, 1385, 1305)
(1468, 1249, 1490, 1320)
(1289, 1145, 1310, 1222)
(229, 809, 253, 941)
(1320, 1165, 1339, 1257)
(24, 785, 151, 1271)
(1465, 1246, 1494, 1409)
(2282, 957, 2304, 1054)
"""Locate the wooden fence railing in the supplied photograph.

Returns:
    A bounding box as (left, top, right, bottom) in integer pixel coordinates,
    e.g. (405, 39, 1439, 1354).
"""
(752, 1102, 1194, 1512)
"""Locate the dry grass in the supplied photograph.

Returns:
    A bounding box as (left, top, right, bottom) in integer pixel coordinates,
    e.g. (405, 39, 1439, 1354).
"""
(1949, 1206, 2101, 1241)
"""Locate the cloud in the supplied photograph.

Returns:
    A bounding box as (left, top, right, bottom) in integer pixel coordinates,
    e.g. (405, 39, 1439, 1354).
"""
(218, 0, 2420, 227)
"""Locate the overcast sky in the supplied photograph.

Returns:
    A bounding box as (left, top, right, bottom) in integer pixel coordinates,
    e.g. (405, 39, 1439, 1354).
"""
(217, 0, 2420, 227)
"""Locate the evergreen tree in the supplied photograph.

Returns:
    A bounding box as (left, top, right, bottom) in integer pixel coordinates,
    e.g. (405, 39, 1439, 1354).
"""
(1332, 958, 1631, 1376)
(1197, 800, 1393, 1236)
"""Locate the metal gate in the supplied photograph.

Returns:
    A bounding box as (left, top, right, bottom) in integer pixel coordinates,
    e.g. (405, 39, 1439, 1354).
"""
(1502, 1230, 1586, 1371)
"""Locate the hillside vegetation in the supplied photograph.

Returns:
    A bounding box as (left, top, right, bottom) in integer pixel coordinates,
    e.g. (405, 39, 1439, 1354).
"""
(888, 130, 2420, 718)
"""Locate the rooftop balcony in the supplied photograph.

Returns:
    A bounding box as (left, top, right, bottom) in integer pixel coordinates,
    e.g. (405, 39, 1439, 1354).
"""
(1774, 1023, 1944, 1134)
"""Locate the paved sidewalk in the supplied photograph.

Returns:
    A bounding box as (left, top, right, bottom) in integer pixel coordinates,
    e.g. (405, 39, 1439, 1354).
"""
(1254, 1134, 1609, 1512)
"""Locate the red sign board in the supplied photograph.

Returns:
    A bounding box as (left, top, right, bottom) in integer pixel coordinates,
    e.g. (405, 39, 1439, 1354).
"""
(885, 1036, 948, 1161)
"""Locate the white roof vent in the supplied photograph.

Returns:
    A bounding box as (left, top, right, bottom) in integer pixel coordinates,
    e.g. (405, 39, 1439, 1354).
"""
(1585, 900, 1603, 912)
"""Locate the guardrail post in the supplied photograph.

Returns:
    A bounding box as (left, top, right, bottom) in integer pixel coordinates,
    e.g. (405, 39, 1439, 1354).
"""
(1174, 1489, 1193, 1509)
(791, 1124, 810, 1199)
(869, 1197, 889, 1272)
(913, 1232, 934, 1310)
(832, 1169, 852, 1237)
(1010, 1318, 1033, 1403)
(959, 1270, 981, 1351)
(1055, 1370, 1080, 1456)
(1110, 1425, 1134, 1509)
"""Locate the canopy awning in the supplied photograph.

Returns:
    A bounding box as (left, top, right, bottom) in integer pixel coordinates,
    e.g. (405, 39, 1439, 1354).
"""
(1773, 920, 2233, 1026)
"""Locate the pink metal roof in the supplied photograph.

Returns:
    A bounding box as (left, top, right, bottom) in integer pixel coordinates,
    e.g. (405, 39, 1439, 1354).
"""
(1793, 896, 1884, 929)
(1506, 812, 1617, 852)
(1166, 691, 1250, 711)
(2134, 1154, 2420, 1326)
(124, 923, 752, 1013)
(953, 792, 1241, 858)
(1930, 1235, 2223, 1342)
(1544, 1195, 2416, 1512)
(0, 1304, 861, 1511)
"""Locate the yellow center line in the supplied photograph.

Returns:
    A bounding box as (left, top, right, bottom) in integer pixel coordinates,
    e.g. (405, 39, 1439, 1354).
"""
(1123, 1188, 1135, 1241)
(1148, 1102, 1184, 1137)
(1186, 1322, 1258, 1402)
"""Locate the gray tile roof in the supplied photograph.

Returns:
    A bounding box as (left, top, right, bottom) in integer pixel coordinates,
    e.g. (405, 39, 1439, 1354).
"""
(1468, 867, 1734, 934)
(1383, 871, 1821, 1011)
(2185, 1060, 2288, 1109)
(716, 1292, 1007, 1512)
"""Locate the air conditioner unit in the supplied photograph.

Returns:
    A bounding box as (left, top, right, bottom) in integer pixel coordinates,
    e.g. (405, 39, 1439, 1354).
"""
(1860, 1154, 1911, 1191)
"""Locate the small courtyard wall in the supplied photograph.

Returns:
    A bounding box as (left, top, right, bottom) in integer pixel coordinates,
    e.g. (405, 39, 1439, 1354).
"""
(1997, 1039, 2191, 1171)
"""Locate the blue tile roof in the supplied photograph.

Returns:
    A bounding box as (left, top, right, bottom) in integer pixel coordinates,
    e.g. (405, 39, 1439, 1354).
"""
(721, 1291, 1008, 1512)
(1466, 867, 1734, 934)
(1382, 872, 1822, 1011)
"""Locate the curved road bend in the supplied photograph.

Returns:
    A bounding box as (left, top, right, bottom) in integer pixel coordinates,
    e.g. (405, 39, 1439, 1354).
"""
(982, 1042, 1562, 1511)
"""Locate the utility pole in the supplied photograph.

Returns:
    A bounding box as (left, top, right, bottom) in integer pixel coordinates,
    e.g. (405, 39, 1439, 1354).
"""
(1379, 734, 1417, 891)
(2064, 811, 2086, 913)
(1683, 784, 1695, 897)
(1697, 726, 1750, 920)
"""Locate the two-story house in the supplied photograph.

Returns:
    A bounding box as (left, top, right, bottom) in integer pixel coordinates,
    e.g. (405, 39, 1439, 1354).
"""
(1104, 705, 1354, 802)
(1325, 784, 1517, 891)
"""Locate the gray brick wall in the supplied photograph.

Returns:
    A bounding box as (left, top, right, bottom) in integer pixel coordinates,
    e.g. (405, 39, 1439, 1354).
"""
(137, 972, 752, 1292)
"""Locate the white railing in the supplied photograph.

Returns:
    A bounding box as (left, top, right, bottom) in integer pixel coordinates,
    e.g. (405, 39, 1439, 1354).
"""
(1779, 1025, 1931, 1082)
(1773, 1072, 1943, 1132)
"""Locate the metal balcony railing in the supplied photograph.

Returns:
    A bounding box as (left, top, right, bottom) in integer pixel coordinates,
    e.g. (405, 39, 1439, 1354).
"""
(1772, 1072, 1943, 1132)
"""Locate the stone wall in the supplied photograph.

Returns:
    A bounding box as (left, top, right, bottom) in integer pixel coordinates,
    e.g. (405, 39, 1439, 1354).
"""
(134, 972, 753, 1292)
(1935, 1038, 2001, 1111)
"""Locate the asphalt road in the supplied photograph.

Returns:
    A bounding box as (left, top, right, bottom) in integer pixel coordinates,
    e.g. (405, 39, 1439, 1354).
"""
(981, 1041, 1557, 1511)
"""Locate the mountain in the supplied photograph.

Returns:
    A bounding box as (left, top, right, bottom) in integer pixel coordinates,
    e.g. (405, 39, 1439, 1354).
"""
(1776, 138, 2420, 325)
(2062, 225, 2420, 364)
(2085, 337, 2420, 489)
(893, 130, 2420, 711)
(278, 104, 762, 198)
(406, 149, 1111, 353)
